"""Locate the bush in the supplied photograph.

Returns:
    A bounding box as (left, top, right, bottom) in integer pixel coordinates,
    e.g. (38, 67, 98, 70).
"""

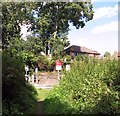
(75, 54, 89, 62)
(2, 51, 38, 115)
(63, 55, 71, 64)
(43, 58, 120, 114)
(36, 55, 56, 71)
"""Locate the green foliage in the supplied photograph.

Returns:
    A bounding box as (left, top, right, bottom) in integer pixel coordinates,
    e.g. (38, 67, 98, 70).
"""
(2, 2, 36, 49)
(104, 52, 111, 58)
(2, 2, 94, 71)
(8, 37, 43, 69)
(43, 58, 120, 114)
(49, 36, 70, 56)
(34, 2, 93, 56)
(75, 54, 89, 62)
(24, 36, 44, 54)
(2, 2, 94, 115)
(36, 2, 93, 35)
(63, 55, 71, 64)
(2, 51, 38, 115)
(37, 55, 56, 71)
(37, 89, 52, 101)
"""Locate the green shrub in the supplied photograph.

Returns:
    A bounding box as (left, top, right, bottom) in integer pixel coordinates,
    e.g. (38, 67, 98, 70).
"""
(75, 54, 89, 62)
(63, 55, 71, 64)
(37, 55, 56, 71)
(2, 51, 38, 115)
(43, 58, 120, 114)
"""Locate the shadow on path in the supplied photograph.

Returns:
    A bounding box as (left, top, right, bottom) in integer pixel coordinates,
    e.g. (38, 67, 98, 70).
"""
(34, 100, 44, 115)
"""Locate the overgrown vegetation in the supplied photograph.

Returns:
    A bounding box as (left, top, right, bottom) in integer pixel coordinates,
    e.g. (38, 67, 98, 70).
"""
(2, 51, 38, 115)
(36, 89, 52, 101)
(43, 57, 120, 114)
(2, 2, 96, 115)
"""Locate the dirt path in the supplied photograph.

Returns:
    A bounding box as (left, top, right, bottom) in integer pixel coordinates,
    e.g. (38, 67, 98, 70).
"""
(31, 72, 60, 114)
(34, 100, 44, 115)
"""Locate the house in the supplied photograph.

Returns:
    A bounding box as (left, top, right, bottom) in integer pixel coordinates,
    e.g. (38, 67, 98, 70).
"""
(64, 45, 100, 58)
(118, 52, 120, 58)
(112, 51, 120, 59)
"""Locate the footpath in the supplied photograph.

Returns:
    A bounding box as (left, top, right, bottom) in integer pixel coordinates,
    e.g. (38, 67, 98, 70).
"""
(31, 71, 60, 89)
(34, 100, 44, 115)
(31, 71, 60, 115)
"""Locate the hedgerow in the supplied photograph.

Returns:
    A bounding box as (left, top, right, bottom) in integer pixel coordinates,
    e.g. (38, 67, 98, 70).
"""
(2, 51, 38, 115)
(43, 57, 120, 114)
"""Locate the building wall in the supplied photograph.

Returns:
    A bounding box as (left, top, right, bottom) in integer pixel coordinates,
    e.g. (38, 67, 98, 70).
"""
(66, 51, 99, 58)
(88, 54, 94, 57)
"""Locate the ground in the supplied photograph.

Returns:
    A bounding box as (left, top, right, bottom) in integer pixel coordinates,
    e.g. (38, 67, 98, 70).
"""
(31, 71, 60, 115)
(35, 100, 44, 115)
(30, 71, 61, 89)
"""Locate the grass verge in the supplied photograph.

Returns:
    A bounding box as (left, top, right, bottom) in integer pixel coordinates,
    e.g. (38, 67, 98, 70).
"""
(36, 88, 52, 101)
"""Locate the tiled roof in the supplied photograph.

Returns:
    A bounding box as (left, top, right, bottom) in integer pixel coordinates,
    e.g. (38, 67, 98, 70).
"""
(64, 45, 100, 55)
(118, 52, 120, 57)
(113, 51, 120, 57)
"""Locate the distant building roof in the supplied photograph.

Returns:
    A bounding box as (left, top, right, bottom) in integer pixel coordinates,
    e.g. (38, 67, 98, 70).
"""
(118, 52, 120, 57)
(113, 51, 120, 57)
(64, 45, 100, 55)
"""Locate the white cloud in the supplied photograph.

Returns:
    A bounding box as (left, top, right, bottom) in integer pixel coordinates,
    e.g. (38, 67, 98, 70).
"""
(93, 5, 118, 20)
(91, 21, 118, 34)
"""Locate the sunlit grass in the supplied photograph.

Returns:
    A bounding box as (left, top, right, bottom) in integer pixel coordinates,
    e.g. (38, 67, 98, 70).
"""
(36, 88, 52, 101)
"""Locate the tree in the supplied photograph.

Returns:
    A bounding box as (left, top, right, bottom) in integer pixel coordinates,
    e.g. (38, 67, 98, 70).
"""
(33, 2, 94, 55)
(2, 2, 42, 66)
(36, 2, 93, 35)
(2, 2, 94, 114)
(2, 3, 39, 114)
(2, 2, 36, 49)
(2, 51, 37, 115)
(49, 34, 70, 56)
(2, 2, 94, 55)
(104, 52, 111, 58)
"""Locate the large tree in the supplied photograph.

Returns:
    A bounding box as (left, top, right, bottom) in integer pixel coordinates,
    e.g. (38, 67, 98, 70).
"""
(34, 2, 94, 54)
(2, 3, 94, 114)
(104, 52, 111, 58)
(2, 2, 37, 49)
(2, 2, 94, 53)
(2, 3, 39, 115)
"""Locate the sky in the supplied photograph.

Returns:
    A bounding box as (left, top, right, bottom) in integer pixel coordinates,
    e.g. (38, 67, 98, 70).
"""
(68, 1, 119, 56)
(21, 1, 119, 56)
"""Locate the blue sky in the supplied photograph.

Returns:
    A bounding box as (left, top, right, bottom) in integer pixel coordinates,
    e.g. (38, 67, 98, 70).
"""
(68, 1, 119, 56)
